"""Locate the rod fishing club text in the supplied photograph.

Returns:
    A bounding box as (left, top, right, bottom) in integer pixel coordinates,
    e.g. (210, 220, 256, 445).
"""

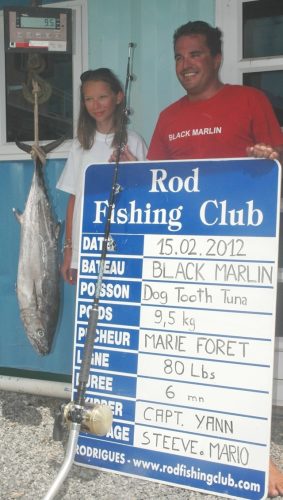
(92, 168, 263, 231)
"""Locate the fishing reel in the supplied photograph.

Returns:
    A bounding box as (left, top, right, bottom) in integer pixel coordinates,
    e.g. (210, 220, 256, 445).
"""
(53, 401, 113, 440)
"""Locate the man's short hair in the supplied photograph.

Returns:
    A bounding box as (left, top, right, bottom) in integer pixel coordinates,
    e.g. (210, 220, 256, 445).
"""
(173, 20, 222, 56)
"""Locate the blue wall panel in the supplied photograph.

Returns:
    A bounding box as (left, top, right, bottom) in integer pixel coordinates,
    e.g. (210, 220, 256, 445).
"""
(0, 0, 214, 376)
(0, 159, 75, 375)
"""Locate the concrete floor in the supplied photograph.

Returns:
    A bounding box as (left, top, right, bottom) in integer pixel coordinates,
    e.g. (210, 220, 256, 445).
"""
(272, 405, 283, 445)
(1, 391, 283, 499)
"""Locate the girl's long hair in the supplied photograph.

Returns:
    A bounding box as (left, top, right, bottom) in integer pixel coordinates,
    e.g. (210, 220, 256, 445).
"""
(77, 68, 128, 150)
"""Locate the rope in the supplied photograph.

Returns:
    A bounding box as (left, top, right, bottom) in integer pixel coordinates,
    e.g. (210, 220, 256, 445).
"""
(31, 79, 47, 165)
(22, 53, 52, 105)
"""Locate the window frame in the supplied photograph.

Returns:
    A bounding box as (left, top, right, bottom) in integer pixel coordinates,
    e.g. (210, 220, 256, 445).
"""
(216, 0, 283, 395)
(0, 0, 88, 160)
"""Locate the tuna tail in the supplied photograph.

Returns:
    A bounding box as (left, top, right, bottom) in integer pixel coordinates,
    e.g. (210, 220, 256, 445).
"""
(15, 135, 66, 160)
(15, 140, 32, 155)
(15, 136, 66, 186)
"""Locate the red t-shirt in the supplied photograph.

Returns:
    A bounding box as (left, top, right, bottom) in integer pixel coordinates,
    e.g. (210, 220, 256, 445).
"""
(147, 84, 283, 160)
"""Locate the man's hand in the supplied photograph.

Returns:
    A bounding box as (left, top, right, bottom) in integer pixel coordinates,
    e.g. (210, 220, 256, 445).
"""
(247, 143, 280, 160)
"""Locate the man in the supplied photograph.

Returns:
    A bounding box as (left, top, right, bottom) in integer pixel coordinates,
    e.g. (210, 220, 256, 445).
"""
(148, 21, 283, 162)
(148, 20, 283, 498)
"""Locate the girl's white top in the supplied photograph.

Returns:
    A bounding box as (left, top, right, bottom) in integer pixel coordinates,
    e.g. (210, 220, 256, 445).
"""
(57, 130, 148, 267)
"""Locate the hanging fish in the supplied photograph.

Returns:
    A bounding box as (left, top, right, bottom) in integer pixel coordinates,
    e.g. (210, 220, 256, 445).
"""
(13, 140, 63, 356)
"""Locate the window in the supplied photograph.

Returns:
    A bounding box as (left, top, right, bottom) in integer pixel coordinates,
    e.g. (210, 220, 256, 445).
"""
(5, 51, 73, 142)
(243, 0, 283, 58)
(242, 0, 283, 126)
(0, 0, 87, 159)
(216, 0, 283, 126)
(243, 70, 283, 126)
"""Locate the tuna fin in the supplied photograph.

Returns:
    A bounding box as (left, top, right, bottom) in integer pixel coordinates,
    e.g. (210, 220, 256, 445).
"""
(13, 207, 23, 224)
(15, 136, 66, 157)
(15, 140, 46, 165)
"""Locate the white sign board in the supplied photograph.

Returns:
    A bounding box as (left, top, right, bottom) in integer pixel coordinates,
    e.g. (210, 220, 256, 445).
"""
(72, 158, 281, 499)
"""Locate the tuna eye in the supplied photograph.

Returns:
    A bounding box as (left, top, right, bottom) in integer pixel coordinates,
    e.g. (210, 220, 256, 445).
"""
(37, 329, 45, 338)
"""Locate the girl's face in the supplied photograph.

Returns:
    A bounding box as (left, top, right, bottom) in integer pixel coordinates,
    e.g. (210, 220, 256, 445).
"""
(83, 80, 123, 133)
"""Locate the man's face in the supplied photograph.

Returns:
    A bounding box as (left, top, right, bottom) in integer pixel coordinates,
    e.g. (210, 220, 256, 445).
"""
(174, 34, 221, 100)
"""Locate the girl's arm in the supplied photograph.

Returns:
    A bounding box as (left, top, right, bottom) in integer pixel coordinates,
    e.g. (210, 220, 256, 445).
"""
(61, 194, 76, 284)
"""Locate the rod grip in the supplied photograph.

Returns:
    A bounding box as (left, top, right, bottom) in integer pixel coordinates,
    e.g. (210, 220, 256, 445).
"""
(78, 306, 99, 388)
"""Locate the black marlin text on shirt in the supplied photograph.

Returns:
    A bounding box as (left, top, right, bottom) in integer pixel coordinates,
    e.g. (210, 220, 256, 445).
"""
(169, 126, 222, 141)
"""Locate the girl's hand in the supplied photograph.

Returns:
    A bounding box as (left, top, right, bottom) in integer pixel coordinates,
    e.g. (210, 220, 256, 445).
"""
(61, 248, 77, 285)
(109, 145, 137, 162)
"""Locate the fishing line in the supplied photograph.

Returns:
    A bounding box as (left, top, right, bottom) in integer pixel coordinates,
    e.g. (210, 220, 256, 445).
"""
(43, 43, 136, 500)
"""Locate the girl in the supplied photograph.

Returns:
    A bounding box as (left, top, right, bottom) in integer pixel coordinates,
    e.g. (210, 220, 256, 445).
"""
(57, 68, 147, 283)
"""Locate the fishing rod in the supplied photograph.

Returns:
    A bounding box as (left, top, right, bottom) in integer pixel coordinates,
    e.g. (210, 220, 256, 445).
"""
(75, 42, 134, 408)
(43, 43, 136, 500)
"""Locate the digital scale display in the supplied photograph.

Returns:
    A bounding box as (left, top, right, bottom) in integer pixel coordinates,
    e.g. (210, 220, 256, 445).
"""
(19, 16, 57, 30)
(4, 6, 72, 53)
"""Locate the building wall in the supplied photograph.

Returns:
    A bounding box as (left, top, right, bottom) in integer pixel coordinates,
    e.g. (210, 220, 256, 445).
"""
(87, 0, 215, 145)
(0, 1, 282, 406)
